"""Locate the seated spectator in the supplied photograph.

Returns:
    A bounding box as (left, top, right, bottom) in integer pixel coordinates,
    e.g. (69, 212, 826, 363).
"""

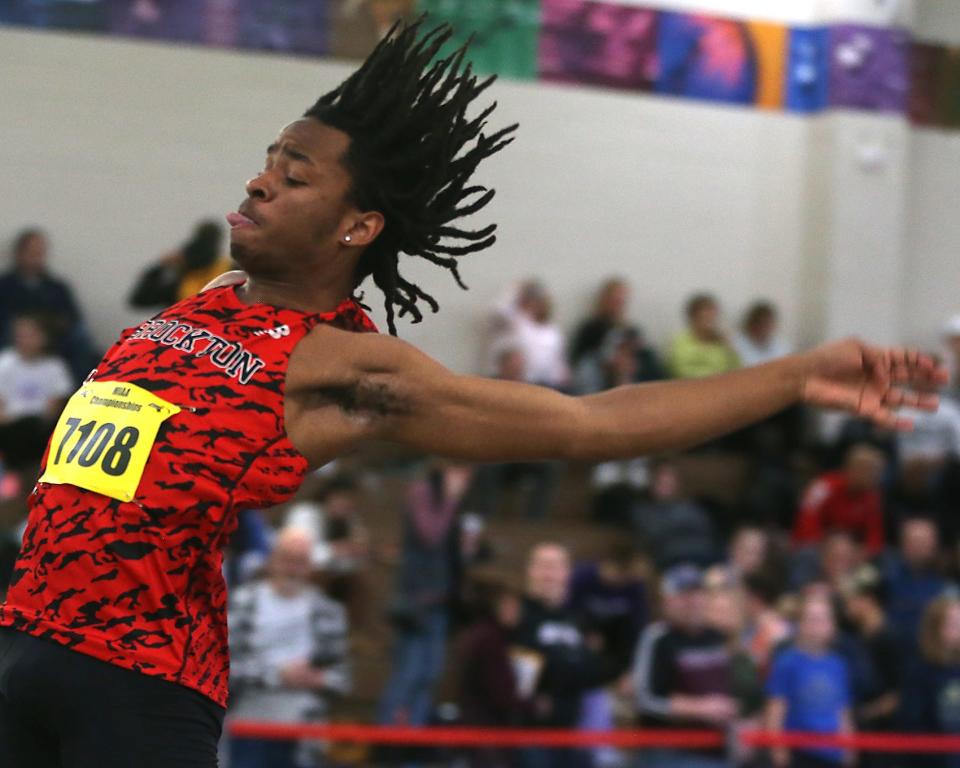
(791, 529, 863, 594)
(569, 277, 632, 368)
(128, 220, 231, 309)
(727, 525, 779, 583)
(378, 460, 470, 728)
(568, 539, 648, 677)
(0, 315, 73, 469)
(943, 314, 960, 404)
(0, 228, 98, 382)
(880, 515, 950, 650)
(467, 347, 558, 520)
(228, 527, 350, 768)
(514, 543, 614, 768)
(765, 595, 854, 768)
(900, 596, 960, 765)
(734, 300, 791, 368)
(633, 459, 719, 569)
(704, 576, 763, 719)
(840, 565, 902, 737)
(457, 579, 524, 768)
(285, 475, 370, 626)
(742, 572, 792, 675)
(632, 564, 734, 768)
(488, 281, 569, 389)
(667, 293, 739, 380)
(792, 443, 887, 556)
(571, 278, 663, 394)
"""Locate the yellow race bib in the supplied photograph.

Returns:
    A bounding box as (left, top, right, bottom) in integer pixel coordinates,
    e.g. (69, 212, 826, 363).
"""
(39, 381, 181, 502)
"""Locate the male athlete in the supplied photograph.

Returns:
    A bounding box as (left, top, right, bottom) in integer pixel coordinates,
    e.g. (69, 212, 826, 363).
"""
(0, 19, 945, 768)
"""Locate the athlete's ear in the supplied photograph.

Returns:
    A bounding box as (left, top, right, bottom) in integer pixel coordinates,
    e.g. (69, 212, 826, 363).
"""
(341, 210, 384, 249)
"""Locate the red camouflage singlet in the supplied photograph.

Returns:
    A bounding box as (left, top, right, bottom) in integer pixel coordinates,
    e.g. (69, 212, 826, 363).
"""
(0, 285, 377, 706)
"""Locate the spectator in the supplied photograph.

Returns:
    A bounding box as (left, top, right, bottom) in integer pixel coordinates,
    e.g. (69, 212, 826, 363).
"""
(570, 278, 664, 394)
(881, 516, 950, 650)
(632, 564, 734, 768)
(900, 596, 960, 768)
(514, 543, 613, 768)
(792, 443, 887, 556)
(705, 576, 763, 713)
(633, 459, 719, 569)
(128, 220, 231, 309)
(568, 540, 649, 768)
(568, 539, 648, 677)
(457, 579, 524, 768)
(378, 461, 470, 728)
(0, 315, 73, 470)
(765, 596, 855, 768)
(0, 228, 98, 382)
(943, 314, 960, 404)
(489, 281, 569, 389)
(734, 301, 791, 368)
(569, 278, 631, 367)
(285, 475, 370, 627)
(727, 525, 778, 583)
(667, 293, 739, 380)
(467, 346, 559, 520)
(228, 527, 350, 768)
(840, 565, 902, 737)
(742, 572, 792, 675)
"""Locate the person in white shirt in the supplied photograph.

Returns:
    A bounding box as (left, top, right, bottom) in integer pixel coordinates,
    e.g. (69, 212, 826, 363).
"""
(733, 301, 791, 369)
(228, 527, 350, 768)
(0, 314, 72, 469)
(488, 281, 569, 389)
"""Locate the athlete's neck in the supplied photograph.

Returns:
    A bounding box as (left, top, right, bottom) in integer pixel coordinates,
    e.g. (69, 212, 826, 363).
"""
(237, 274, 353, 314)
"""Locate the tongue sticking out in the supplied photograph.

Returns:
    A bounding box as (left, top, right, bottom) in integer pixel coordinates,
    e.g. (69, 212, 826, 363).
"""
(226, 212, 256, 228)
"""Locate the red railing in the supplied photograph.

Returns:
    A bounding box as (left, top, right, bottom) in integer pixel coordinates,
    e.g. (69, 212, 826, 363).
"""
(228, 721, 960, 754)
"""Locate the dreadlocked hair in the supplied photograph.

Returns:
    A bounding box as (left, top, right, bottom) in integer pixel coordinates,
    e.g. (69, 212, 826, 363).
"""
(303, 17, 517, 335)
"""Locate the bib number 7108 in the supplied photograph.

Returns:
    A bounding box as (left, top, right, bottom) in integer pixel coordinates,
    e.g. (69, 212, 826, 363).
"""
(40, 381, 181, 502)
(53, 418, 140, 477)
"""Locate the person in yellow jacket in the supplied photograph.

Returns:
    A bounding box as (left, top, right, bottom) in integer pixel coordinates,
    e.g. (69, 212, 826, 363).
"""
(668, 293, 740, 379)
(128, 220, 233, 309)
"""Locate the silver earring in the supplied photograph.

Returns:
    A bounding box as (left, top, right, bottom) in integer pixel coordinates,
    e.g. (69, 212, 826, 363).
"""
(344, 235, 352, 243)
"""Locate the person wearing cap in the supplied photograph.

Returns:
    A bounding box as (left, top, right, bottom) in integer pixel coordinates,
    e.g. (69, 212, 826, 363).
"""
(841, 566, 902, 765)
(631, 563, 734, 768)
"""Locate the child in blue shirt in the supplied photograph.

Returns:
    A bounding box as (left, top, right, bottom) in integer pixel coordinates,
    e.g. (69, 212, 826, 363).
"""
(765, 595, 854, 768)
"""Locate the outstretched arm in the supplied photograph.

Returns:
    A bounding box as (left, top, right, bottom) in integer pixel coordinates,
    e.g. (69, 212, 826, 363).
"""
(291, 328, 944, 463)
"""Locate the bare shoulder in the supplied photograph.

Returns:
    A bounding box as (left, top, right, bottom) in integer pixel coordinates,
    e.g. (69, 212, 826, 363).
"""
(288, 323, 441, 424)
(288, 323, 426, 389)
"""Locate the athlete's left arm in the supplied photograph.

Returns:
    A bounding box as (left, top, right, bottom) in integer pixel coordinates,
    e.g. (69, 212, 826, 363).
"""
(295, 329, 943, 462)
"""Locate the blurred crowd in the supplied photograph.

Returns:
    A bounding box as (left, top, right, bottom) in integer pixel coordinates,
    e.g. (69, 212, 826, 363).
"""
(3, 225, 960, 768)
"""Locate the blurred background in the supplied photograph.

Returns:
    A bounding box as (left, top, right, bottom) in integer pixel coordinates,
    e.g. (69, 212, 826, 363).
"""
(3, 0, 960, 766)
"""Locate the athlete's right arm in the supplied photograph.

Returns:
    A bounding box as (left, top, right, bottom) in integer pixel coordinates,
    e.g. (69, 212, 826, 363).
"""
(285, 324, 943, 466)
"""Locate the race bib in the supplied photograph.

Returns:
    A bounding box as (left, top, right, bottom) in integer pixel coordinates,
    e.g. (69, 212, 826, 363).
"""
(39, 381, 181, 502)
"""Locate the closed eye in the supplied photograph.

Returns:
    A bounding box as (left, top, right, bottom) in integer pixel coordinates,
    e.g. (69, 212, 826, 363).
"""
(285, 177, 307, 187)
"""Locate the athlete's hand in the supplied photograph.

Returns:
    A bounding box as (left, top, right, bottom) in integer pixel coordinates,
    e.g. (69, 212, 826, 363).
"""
(201, 270, 248, 292)
(799, 339, 947, 430)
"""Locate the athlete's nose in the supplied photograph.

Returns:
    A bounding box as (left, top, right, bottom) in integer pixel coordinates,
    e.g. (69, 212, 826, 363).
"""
(245, 172, 273, 201)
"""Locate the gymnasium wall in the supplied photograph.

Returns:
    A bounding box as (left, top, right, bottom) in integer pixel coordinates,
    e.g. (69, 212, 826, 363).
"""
(903, 0, 960, 350)
(0, 25, 810, 372)
(1, 0, 958, 371)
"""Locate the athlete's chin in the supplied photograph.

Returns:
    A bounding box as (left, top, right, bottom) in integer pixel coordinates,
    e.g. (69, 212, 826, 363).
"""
(229, 240, 264, 271)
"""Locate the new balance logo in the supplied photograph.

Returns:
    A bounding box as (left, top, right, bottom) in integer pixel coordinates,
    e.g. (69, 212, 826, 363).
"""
(254, 325, 290, 340)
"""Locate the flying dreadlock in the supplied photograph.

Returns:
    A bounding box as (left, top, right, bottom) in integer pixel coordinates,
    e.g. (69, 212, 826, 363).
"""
(303, 17, 517, 335)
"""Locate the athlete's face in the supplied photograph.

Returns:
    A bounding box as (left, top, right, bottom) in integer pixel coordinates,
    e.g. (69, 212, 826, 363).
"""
(229, 119, 379, 279)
